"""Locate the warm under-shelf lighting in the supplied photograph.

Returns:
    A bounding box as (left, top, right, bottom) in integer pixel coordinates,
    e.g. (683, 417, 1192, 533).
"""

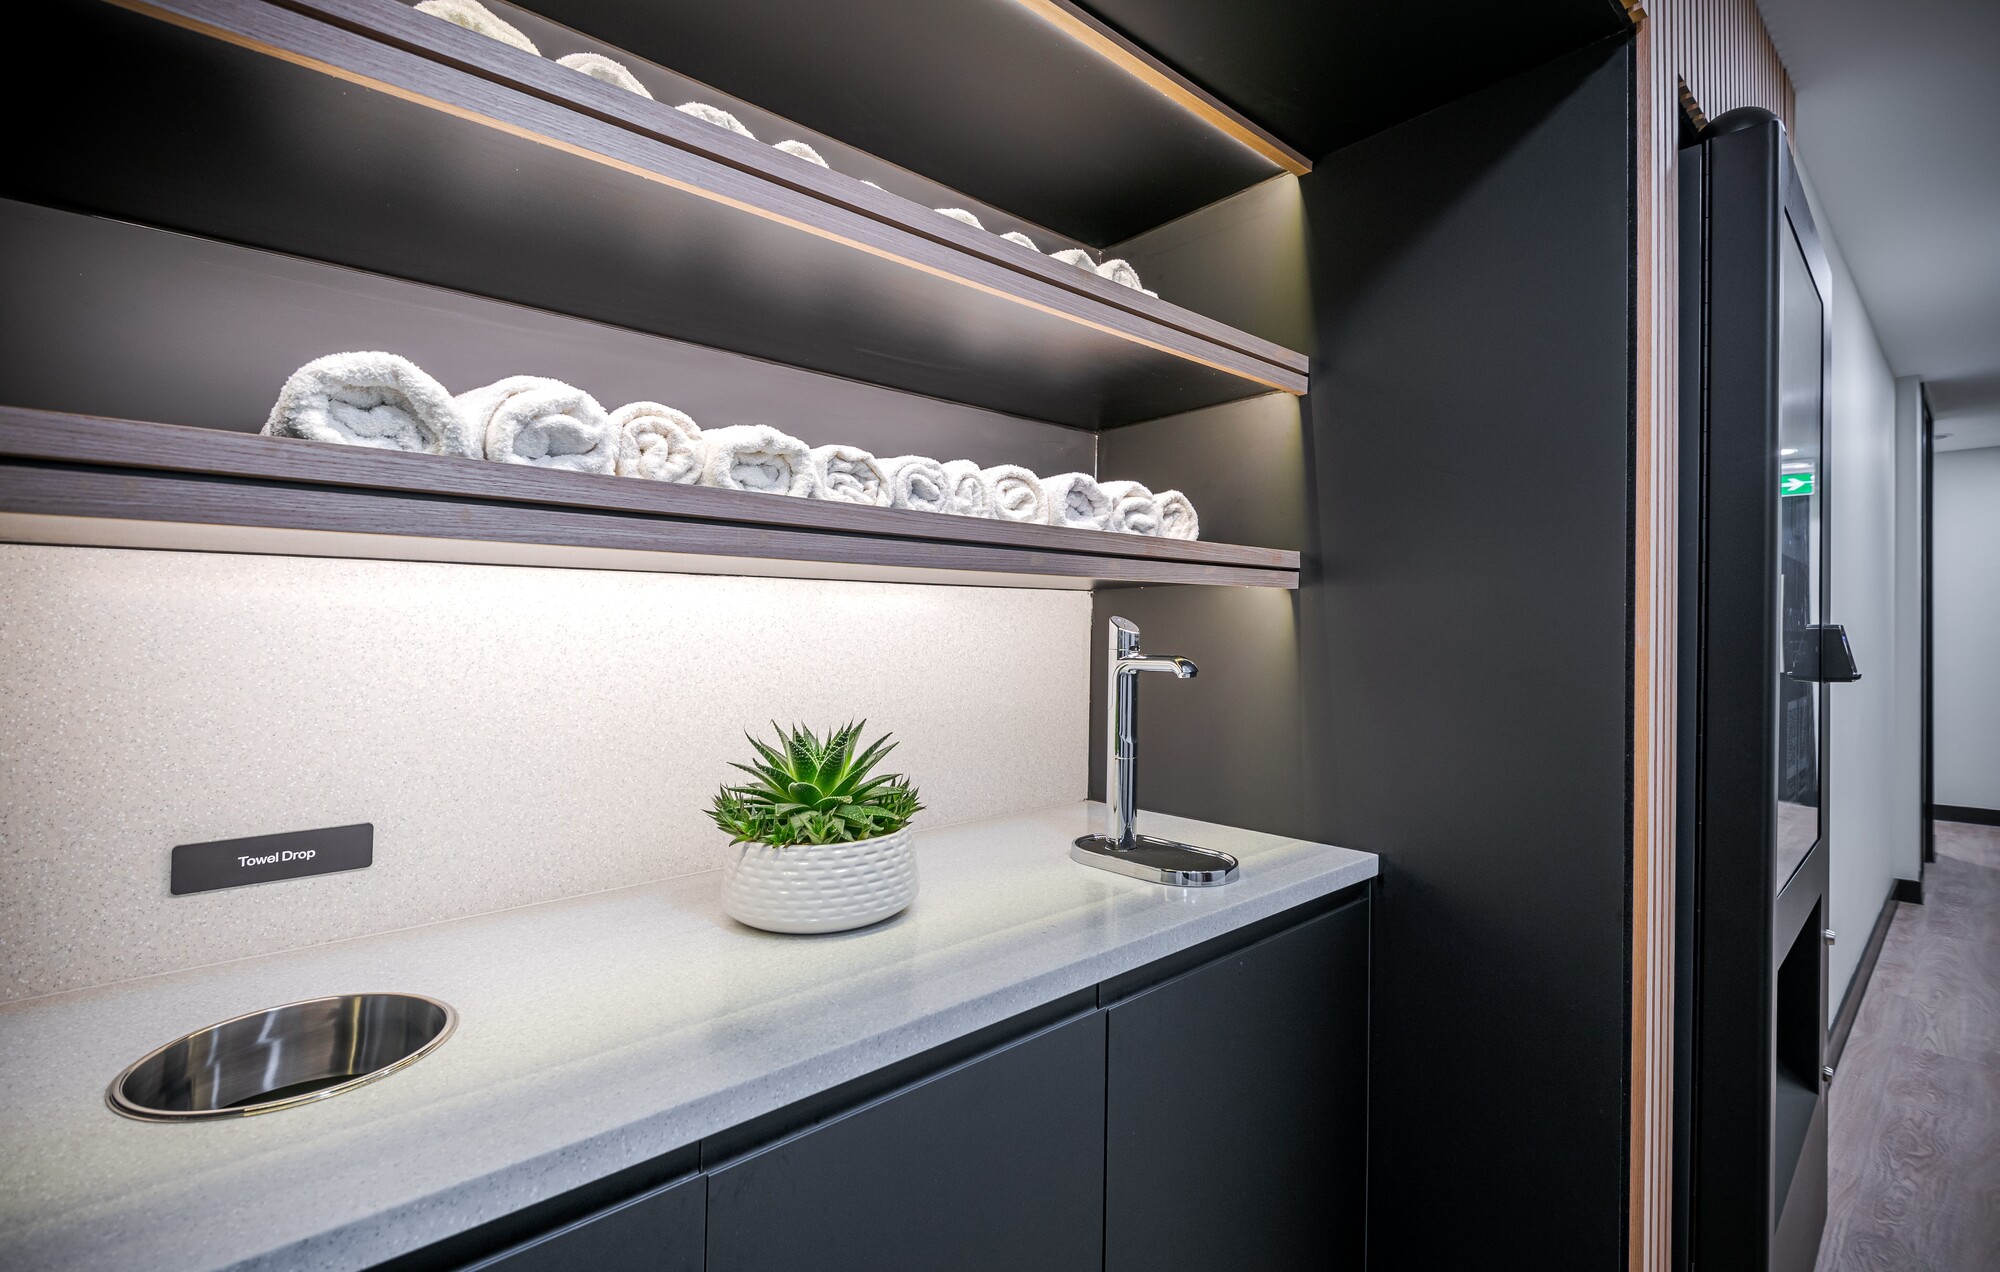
(1007, 0, 1312, 176)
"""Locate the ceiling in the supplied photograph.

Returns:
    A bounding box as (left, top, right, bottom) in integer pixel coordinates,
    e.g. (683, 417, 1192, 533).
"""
(1758, 0, 2000, 451)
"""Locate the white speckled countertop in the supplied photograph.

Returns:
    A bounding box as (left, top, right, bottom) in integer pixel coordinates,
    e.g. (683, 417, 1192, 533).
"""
(0, 802, 1375, 1271)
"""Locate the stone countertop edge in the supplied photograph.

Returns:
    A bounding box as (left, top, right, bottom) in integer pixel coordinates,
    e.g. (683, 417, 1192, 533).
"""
(0, 802, 1376, 1272)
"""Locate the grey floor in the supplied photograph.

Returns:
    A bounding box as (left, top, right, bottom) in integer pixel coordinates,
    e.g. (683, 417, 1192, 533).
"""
(1816, 820, 2000, 1271)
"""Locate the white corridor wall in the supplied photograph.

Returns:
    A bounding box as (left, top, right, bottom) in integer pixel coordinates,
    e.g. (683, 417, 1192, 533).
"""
(1933, 445, 2000, 811)
(1806, 176, 1921, 1020)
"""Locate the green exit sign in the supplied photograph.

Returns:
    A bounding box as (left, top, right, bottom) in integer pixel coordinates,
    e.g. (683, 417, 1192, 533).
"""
(1780, 472, 1816, 497)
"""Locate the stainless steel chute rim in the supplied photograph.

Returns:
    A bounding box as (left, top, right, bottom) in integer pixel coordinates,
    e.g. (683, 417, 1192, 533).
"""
(107, 992, 457, 1121)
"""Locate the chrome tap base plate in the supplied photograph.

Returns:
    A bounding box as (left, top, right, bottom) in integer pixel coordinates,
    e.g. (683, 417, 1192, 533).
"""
(1071, 834, 1240, 887)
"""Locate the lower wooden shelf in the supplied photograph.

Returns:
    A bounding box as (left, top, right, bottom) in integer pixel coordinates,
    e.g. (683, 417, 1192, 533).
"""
(0, 409, 1300, 590)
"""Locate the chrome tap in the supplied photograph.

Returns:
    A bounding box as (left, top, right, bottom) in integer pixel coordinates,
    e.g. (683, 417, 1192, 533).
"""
(1072, 616, 1239, 886)
(1104, 616, 1196, 848)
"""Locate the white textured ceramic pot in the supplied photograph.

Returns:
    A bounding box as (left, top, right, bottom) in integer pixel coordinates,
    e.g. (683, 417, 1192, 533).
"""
(720, 827, 918, 934)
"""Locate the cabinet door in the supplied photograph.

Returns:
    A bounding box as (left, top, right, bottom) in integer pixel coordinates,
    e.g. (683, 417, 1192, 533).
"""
(706, 1011, 1106, 1272)
(1106, 898, 1369, 1272)
(463, 1173, 703, 1272)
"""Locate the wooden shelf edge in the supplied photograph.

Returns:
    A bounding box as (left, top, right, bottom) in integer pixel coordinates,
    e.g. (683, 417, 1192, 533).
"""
(0, 467, 1298, 589)
(121, 0, 1309, 391)
(0, 410, 1299, 574)
(0, 412, 1300, 589)
(1011, 0, 1313, 178)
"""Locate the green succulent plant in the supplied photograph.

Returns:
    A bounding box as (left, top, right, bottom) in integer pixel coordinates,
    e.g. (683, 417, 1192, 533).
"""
(708, 721, 924, 848)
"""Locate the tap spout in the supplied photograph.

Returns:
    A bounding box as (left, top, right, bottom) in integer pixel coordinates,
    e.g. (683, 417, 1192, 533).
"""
(1117, 655, 1197, 679)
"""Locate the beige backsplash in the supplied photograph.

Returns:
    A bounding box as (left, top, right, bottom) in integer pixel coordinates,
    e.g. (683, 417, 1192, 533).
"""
(0, 546, 1090, 1002)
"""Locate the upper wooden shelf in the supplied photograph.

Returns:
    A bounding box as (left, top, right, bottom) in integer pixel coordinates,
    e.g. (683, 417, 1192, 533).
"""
(0, 409, 1301, 589)
(8, 0, 1306, 429)
(503, 0, 1313, 245)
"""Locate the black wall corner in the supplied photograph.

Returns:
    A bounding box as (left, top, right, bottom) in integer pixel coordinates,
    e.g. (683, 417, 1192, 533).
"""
(1083, 31, 1640, 1262)
(1299, 35, 1637, 1265)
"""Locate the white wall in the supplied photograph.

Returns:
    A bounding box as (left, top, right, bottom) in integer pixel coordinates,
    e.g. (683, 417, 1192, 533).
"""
(1933, 445, 2000, 810)
(1805, 178, 1921, 1019)
(0, 547, 1091, 1002)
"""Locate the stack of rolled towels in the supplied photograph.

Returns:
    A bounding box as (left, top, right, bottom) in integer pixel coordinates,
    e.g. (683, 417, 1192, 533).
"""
(410, 1, 1157, 299)
(410, 2, 827, 172)
(262, 352, 1198, 539)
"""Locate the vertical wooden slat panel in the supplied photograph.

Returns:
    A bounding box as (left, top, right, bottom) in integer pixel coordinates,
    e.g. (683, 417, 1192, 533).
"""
(1621, 3, 1795, 1270)
(1666, 0, 1795, 133)
(1627, 8, 1677, 1271)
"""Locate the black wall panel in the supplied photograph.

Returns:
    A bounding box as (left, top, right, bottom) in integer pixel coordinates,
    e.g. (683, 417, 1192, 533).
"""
(1096, 35, 1638, 1265)
(1082, 0, 1628, 159)
(1307, 37, 1636, 1264)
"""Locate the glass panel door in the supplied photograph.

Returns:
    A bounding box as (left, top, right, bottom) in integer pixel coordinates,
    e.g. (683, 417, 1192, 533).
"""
(1774, 220, 1824, 893)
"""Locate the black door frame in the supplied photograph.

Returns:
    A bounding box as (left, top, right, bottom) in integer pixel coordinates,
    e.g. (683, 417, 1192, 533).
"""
(1673, 107, 1834, 1272)
(1920, 386, 1937, 861)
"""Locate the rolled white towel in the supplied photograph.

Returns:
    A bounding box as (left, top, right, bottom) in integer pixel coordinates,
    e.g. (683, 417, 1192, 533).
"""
(1051, 248, 1095, 269)
(878, 455, 952, 513)
(810, 444, 889, 506)
(940, 460, 992, 518)
(456, 376, 616, 474)
(774, 140, 830, 167)
(1042, 472, 1111, 530)
(697, 424, 816, 496)
(556, 53, 651, 98)
(1000, 231, 1039, 251)
(981, 465, 1048, 524)
(1155, 489, 1200, 540)
(1097, 480, 1162, 536)
(612, 401, 702, 483)
(677, 102, 755, 139)
(1096, 258, 1146, 291)
(262, 351, 477, 457)
(934, 208, 984, 231)
(413, 0, 539, 55)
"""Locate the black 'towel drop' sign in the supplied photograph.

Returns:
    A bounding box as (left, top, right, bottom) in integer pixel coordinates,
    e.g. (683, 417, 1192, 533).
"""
(170, 824, 374, 895)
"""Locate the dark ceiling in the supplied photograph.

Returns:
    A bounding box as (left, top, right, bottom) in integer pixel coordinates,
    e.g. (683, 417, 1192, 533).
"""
(1079, 0, 1633, 161)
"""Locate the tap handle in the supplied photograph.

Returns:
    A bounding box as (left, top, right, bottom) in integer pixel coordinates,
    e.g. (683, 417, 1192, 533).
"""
(1109, 615, 1140, 656)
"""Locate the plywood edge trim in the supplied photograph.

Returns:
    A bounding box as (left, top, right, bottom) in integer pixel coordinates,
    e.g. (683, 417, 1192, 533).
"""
(1629, 18, 1676, 1272)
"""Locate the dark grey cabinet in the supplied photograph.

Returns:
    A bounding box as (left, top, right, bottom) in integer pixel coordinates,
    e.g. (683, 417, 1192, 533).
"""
(1104, 897, 1370, 1272)
(463, 1173, 703, 1272)
(705, 1011, 1108, 1272)
(383, 888, 1370, 1272)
